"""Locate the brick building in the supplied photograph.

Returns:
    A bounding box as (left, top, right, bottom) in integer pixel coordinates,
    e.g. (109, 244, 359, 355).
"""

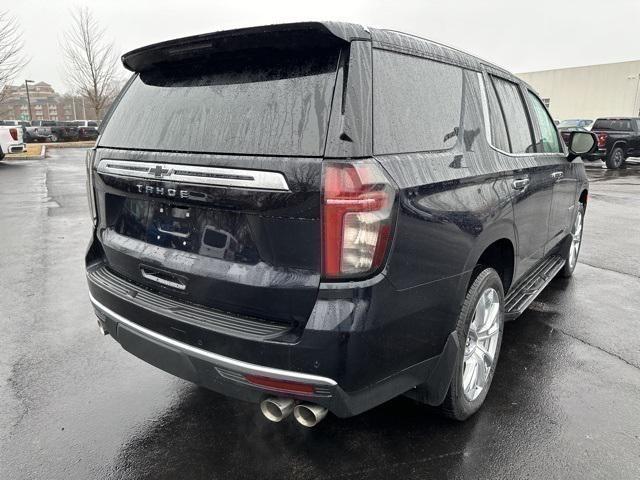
(0, 82, 99, 121)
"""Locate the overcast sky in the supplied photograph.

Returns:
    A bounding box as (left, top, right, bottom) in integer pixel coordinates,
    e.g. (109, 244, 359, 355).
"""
(14, 0, 640, 93)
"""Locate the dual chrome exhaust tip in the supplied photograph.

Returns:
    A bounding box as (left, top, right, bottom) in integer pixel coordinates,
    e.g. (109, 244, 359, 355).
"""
(260, 397, 328, 427)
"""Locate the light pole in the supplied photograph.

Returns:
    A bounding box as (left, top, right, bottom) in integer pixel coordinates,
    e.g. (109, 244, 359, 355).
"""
(25, 79, 34, 122)
(628, 73, 640, 116)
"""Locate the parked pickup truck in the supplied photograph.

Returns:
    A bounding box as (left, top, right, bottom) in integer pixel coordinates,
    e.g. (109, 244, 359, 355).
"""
(0, 125, 27, 158)
(22, 123, 52, 143)
(69, 120, 99, 141)
(31, 120, 79, 142)
(584, 117, 640, 169)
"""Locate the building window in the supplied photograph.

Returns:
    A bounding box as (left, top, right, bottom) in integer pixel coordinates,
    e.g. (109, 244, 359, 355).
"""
(541, 98, 551, 109)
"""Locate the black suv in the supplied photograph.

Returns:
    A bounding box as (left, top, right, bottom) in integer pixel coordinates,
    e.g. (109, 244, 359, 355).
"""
(85, 22, 596, 426)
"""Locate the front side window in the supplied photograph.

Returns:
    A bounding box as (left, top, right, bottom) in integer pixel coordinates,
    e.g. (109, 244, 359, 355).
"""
(373, 50, 463, 155)
(527, 91, 561, 153)
(490, 75, 534, 154)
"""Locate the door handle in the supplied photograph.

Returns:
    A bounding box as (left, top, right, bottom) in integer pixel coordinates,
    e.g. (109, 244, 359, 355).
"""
(512, 178, 530, 190)
(551, 171, 564, 180)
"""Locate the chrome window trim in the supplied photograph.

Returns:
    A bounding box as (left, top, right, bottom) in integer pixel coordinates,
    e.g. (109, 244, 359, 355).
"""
(477, 72, 563, 158)
(89, 293, 337, 387)
(96, 159, 290, 191)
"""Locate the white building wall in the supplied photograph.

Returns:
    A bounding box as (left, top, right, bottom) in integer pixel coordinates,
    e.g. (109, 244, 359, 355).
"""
(518, 60, 640, 121)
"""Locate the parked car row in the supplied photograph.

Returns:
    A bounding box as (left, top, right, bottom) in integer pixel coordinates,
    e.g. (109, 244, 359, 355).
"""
(0, 119, 100, 143)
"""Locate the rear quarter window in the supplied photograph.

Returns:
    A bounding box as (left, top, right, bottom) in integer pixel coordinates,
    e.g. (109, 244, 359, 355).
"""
(490, 76, 534, 154)
(373, 50, 463, 155)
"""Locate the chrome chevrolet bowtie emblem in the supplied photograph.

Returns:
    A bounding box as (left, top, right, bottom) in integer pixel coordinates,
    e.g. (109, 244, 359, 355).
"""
(153, 165, 172, 178)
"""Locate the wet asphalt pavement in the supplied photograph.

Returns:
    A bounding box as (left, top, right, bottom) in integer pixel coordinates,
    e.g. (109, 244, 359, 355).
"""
(1, 149, 639, 479)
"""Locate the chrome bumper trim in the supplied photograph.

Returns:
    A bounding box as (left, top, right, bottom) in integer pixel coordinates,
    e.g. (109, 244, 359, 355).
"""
(88, 292, 337, 387)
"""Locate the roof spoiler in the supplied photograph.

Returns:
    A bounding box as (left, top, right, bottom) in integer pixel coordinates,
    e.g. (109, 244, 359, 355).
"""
(121, 21, 370, 72)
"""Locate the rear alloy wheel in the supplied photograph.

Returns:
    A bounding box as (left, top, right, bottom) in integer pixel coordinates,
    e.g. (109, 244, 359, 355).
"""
(441, 268, 504, 420)
(559, 204, 585, 278)
(606, 146, 625, 169)
(50, 134, 59, 143)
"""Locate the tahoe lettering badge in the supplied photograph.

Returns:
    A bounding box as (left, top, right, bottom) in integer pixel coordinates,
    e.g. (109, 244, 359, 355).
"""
(135, 184, 190, 198)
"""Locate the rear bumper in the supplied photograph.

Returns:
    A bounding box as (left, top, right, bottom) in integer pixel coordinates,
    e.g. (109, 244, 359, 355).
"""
(87, 259, 461, 417)
(583, 149, 606, 161)
(90, 292, 459, 417)
(8, 143, 26, 153)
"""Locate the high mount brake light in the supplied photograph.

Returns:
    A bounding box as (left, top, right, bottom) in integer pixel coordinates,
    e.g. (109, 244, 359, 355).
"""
(322, 161, 396, 279)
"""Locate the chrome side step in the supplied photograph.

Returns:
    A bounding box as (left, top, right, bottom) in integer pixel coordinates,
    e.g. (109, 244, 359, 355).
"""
(504, 255, 565, 321)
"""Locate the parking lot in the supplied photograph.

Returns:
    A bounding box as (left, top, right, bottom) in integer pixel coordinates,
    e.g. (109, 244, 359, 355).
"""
(1, 149, 639, 479)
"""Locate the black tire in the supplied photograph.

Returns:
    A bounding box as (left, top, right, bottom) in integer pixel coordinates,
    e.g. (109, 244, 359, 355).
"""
(441, 268, 504, 421)
(0, 146, 4, 160)
(558, 203, 585, 278)
(606, 146, 625, 169)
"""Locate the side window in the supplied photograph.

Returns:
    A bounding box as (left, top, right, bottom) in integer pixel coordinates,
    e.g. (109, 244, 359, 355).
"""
(490, 75, 535, 154)
(484, 77, 510, 152)
(373, 49, 463, 155)
(527, 91, 561, 153)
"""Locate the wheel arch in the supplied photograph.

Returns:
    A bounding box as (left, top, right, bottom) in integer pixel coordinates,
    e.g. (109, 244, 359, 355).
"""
(611, 141, 627, 154)
(458, 221, 517, 298)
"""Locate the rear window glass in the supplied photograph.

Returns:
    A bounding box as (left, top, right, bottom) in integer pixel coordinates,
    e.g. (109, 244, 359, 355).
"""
(99, 49, 339, 156)
(592, 119, 633, 131)
(373, 50, 463, 155)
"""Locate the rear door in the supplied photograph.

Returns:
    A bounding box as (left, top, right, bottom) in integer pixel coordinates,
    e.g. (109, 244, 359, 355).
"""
(524, 89, 576, 249)
(485, 73, 555, 278)
(92, 47, 343, 325)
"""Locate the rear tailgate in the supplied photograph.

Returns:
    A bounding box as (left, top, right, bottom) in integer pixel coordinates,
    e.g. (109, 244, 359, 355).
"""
(91, 43, 342, 326)
(92, 149, 322, 324)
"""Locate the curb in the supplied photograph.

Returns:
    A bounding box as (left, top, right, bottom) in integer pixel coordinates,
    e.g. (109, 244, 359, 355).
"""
(45, 142, 96, 149)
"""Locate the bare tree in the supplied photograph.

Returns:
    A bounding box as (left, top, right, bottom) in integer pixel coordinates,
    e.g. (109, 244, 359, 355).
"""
(0, 11, 27, 103)
(61, 7, 120, 119)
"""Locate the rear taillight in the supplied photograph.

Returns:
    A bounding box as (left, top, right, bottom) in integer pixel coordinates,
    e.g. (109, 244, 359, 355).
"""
(322, 160, 396, 279)
(9, 128, 17, 141)
(597, 133, 607, 148)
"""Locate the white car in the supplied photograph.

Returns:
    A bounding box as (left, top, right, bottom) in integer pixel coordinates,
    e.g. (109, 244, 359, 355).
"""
(0, 124, 27, 159)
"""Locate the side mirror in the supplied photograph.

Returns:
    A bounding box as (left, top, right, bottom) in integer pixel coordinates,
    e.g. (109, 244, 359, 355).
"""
(567, 131, 597, 161)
